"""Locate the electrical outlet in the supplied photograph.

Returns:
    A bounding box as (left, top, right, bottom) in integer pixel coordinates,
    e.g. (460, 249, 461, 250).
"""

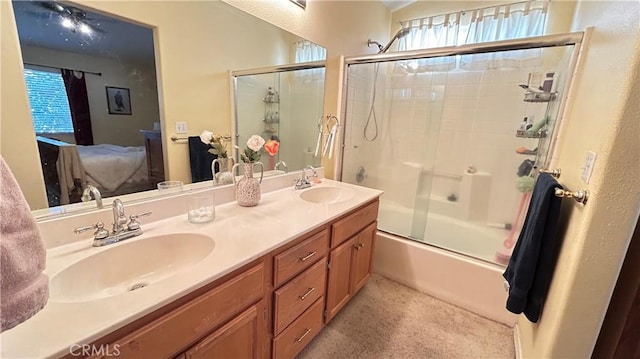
(581, 151, 597, 184)
(175, 122, 188, 134)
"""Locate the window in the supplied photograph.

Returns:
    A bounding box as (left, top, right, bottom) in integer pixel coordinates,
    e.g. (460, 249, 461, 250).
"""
(294, 41, 326, 63)
(23, 68, 74, 133)
(396, 0, 548, 72)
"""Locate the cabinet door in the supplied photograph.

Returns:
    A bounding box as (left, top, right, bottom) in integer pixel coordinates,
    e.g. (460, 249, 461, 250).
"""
(185, 301, 265, 359)
(350, 222, 376, 295)
(325, 236, 357, 322)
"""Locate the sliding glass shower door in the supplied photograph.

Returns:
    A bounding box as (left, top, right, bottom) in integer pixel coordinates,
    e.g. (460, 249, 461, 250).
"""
(340, 42, 578, 265)
(342, 61, 443, 240)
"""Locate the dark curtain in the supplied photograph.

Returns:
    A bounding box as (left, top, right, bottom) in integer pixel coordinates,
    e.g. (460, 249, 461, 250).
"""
(61, 69, 94, 145)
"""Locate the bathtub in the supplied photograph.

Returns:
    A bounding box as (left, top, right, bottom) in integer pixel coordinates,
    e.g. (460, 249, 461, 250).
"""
(373, 232, 517, 325)
(377, 201, 506, 262)
(373, 201, 517, 326)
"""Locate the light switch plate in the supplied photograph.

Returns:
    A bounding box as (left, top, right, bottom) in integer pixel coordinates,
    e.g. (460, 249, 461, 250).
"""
(581, 151, 596, 184)
(175, 122, 188, 134)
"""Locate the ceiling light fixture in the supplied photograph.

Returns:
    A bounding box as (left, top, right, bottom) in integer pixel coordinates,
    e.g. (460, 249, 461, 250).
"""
(59, 16, 92, 34)
(78, 23, 91, 34)
(60, 17, 73, 29)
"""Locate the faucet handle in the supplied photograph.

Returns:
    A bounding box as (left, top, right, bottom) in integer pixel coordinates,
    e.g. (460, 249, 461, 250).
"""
(127, 211, 152, 231)
(74, 222, 109, 240)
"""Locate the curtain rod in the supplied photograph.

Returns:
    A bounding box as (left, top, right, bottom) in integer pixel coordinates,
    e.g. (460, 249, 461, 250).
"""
(400, 0, 548, 25)
(23, 62, 102, 76)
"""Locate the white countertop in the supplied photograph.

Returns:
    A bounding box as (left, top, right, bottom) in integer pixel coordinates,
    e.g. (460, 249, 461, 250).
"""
(0, 179, 382, 359)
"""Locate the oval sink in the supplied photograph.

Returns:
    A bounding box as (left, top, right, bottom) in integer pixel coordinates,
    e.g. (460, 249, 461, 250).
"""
(299, 186, 354, 204)
(50, 233, 215, 303)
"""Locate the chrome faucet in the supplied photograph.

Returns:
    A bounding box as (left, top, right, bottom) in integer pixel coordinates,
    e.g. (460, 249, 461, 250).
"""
(74, 198, 151, 247)
(303, 165, 318, 181)
(294, 165, 317, 190)
(81, 184, 103, 209)
(275, 160, 288, 173)
(112, 199, 128, 234)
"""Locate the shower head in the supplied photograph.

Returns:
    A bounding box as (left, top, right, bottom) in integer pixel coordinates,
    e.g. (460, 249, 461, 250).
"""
(378, 27, 411, 53)
(367, 39, 384, 52)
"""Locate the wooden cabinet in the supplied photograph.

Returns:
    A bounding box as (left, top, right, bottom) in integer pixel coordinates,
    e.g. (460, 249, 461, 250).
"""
(325, 235, 355, 321)
(85, 259, 269, 359)
(274, 258, 327, 335)
(271, 228, 329, 359)
(273, 229, 329, 288)
(184, 301, 265, 359)
(140, 130, 165, 186)
(85, 199, 379, 359)
(272, 298, 324, 359)
(350, 222, 376, 294)
(326, 202, 378, 323)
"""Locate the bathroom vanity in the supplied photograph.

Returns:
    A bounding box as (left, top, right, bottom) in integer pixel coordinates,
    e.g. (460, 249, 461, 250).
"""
(0, 175, 382, 359)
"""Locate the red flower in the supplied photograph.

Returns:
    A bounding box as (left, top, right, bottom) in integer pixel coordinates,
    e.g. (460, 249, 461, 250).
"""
(264, 139, 280, 156)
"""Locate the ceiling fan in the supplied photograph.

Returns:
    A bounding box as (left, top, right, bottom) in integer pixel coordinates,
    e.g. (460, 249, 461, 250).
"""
(32, 1, 106, 34)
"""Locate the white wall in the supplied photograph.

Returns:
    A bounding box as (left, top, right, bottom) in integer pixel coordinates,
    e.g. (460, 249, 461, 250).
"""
(0, 1, 47, 209)
(517, 1, 640, 357)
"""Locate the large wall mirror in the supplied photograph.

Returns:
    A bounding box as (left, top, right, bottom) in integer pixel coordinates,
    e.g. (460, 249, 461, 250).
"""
(11, 0, 160, 210)
(4, 0, 327, 217)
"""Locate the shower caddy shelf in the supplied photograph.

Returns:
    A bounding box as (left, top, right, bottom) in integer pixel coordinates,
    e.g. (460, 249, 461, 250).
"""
(262, 87, 279, 140)
(515, 129, 547, 138)
(515, 86, 557, 166)
(523, 91, 556, 103)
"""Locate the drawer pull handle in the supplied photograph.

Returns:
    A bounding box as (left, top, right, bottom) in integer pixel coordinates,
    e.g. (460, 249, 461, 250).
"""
(299, 251, 316, 262)
(299, 287, 315, 300)
(296, 328, 312, 343)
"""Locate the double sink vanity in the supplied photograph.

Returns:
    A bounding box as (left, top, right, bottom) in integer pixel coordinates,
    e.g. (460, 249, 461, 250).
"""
(1, 171, 382, 359)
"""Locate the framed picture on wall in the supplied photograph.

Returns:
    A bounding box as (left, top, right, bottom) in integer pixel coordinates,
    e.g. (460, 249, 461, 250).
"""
(106, 86, 132, 115)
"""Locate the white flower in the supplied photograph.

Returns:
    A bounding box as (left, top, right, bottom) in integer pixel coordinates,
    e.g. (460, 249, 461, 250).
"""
(247, 135, 265, 152)
(199, 130, 213, 145)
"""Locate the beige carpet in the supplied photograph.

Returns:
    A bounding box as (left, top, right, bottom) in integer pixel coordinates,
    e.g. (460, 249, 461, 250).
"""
(298, 274, 515, 359)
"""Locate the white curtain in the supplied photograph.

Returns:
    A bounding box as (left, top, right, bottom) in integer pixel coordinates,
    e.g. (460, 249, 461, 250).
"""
(394, 0, 549, 72)
(294, 41, 326, 81)
(460, 1, 548, 70)
(395, 12, 461, 73)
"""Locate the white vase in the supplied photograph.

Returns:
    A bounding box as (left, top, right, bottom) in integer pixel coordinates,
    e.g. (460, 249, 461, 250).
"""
(232, 162, 264, 207)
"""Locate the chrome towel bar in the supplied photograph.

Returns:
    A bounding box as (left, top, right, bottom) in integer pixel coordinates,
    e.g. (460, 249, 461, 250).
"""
(555, 188, 588, 204)
(539, 168, 561, 178)
(170, 134, 232, 142)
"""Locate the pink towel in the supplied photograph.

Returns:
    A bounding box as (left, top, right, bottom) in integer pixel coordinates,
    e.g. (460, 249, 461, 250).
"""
(0, 156, 49, 332)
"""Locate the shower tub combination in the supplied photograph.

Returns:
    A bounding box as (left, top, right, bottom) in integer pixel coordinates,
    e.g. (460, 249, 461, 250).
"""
(339, 32, 582, 326)
(371, 167, 515, 325)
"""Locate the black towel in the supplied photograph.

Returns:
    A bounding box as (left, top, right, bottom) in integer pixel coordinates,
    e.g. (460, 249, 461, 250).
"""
(503, 173, 564, 322)
(188, 136, 217, 183)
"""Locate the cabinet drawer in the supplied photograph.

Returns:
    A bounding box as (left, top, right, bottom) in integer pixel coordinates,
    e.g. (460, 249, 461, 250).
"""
(273, 297, 324, 359)
(274, 229, 329, 287)
(331, 200, 378, 248)
(274, 258, 326, 336)
(111, 264, 264, 358)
